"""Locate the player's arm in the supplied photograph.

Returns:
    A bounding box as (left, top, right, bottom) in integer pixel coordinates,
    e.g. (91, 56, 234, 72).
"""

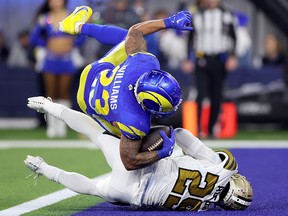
(125, 11, 193, 55)
(174, 128, 221, 165)
(119, 127, 175, 171)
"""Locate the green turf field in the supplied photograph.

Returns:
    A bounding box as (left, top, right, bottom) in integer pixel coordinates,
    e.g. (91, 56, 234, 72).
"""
(0, 128, 80, 140)
(0, 148, 110, 215)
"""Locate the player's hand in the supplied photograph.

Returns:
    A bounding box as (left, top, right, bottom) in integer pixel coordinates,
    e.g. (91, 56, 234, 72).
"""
(164, 11, 193, 31)
(59, 6, 92, 35)
(157, 126, 175, 159)
(27, 96, 52, 113)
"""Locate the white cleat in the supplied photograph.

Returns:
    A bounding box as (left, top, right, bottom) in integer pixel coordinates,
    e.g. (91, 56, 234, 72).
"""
(24, 155, 46, 174)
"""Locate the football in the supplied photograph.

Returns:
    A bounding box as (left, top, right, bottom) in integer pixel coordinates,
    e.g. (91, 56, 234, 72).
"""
(140, 125, 170, 152)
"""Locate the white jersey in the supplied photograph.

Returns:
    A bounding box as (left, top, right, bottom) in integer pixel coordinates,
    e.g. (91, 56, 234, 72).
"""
(131, 150, 238, 211)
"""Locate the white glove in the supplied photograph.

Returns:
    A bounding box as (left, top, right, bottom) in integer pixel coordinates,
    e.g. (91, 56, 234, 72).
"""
(27, 96, 52, 113)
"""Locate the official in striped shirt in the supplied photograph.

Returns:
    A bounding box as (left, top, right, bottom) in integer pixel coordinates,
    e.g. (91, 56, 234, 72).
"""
(187, 0, 238, 138)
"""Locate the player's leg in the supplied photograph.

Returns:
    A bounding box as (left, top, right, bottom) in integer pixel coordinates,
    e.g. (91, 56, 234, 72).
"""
(60, 6, 128, 46)
(92, 133, 141, 202)
(81, 24, 128, 46)
(56, 169, 136, 204)
(174, 128, 221, 164)
(208, 60, 225, 136)
(92, 133, 121, 167)
(24, 133, 140, 203)
(195, 64, 208, 136)
(24, 155, 116, 199)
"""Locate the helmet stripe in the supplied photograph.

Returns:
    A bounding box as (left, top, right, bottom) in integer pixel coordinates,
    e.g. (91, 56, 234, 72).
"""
(137, 91, 173, 112)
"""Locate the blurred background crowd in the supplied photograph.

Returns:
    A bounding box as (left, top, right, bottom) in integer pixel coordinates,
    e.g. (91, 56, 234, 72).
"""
(0, 0, 287, 139)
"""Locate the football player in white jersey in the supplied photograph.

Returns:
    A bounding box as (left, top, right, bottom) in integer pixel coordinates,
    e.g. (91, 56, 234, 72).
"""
(25, 96, 253, 211)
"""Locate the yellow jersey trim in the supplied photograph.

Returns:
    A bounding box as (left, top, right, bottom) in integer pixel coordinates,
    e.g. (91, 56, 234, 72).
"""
(99, 41, 128, 66)
(95, 116, 121, 137)
(77, 64, 92, 113)
(117, 122, 146, 138)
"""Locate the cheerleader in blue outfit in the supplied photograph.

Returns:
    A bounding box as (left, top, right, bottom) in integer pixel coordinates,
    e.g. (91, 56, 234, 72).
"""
(30, 0, 85, 137)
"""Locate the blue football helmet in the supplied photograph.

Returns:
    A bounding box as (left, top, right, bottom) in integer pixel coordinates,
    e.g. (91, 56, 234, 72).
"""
(134, 70, 182, 118)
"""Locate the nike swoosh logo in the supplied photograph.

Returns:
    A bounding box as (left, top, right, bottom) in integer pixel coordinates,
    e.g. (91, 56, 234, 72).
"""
(74, 7, 88, 15)
(176, 18, 185, 24)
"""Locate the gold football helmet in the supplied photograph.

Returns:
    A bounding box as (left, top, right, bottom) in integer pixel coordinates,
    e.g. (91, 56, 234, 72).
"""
(219, 173, 253, 210)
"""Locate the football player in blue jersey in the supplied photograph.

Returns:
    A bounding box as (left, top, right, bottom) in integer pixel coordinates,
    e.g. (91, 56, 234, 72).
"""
(50, 6, 193, 170)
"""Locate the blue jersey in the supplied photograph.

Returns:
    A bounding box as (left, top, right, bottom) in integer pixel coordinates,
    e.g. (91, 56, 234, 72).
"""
(77, 41, 160, 139)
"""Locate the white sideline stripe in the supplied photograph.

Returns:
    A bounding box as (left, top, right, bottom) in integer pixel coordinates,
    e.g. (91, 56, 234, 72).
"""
(0, 140, 287, 149)
(0, 173, 111, 216)
(0, 118, 38, 129)
(0, 140, 99, 149)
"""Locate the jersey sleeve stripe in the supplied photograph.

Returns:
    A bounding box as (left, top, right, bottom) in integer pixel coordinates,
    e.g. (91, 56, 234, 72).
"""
(117, 122, 146, 139)
(227, 157, 237, 171)
(77, 64, 92, 113)
(215, 149, 238, 171)
(94, 116, 121, 137)
(99, 41, 128, 66)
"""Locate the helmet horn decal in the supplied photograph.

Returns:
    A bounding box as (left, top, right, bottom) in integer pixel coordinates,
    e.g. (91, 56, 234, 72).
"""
(137, 91, 173, 112)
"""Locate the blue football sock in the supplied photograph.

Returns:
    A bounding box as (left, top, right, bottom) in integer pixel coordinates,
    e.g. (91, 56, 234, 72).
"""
(81, 24, 128, 46)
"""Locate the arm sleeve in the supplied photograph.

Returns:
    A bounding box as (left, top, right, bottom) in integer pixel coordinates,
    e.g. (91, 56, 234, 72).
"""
(175, 128, 221, 164)
(81, 23, 128, 46)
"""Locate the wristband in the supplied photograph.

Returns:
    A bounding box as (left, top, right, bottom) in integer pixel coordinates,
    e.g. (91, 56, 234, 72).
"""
(163, 18, 174, 28)
(157, 149, 167, 159)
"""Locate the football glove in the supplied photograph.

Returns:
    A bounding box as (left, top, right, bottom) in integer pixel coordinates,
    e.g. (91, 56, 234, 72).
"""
(164, 11, 193, 31)
(59, 6, 92, 35)
(157, 126, 175, 159)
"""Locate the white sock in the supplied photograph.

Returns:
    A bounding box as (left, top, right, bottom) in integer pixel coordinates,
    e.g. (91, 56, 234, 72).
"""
(40, 162, 99, 195)
(57, 171, 97, 195)
(39, 162, 64, 183)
